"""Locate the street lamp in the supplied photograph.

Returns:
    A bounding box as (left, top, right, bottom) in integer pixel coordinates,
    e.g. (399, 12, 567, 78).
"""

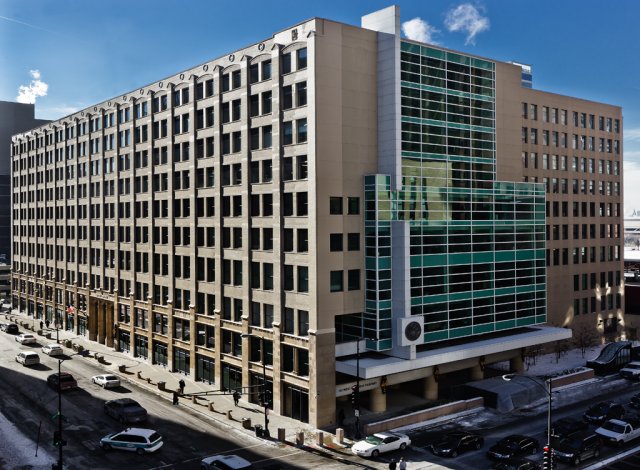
(242, 333, 269, 437)
(353, 336, 377, 440)
(53, 358, 67, 470)
(503, 374, 553, 468)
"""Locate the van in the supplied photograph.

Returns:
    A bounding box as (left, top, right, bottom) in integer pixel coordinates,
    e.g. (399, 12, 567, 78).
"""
(16, 351, 40, 366)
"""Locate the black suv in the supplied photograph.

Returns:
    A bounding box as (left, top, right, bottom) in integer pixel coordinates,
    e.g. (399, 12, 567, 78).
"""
(4, 323, 19, 334)
(583, 401, 625, 424)
(549, 417, 588, 439)
(552, 433, 601, 466)
(104, 398, 148, 424)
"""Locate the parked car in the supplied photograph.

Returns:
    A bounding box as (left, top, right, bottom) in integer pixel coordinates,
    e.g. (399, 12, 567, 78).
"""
(351, 431, 411, 458)
(583, 401, 625, 424)
(493, 458, 541, 470)
(552, 432, 601, 465)
(42, 343, 64, 356)
(429, 431, 484, 457)
(47, 372, 78, 391)
(4, 323, 19, 334)
(620, 362, 640, 380)
(201, 454, 254, 470)
(104, 398, 148, 424)
(15, 333, 37, 344)
(548, 417, 588, 439)
(92, 374, 121, 389)
(487, 435, 539, 460)
(15, 351, 40, 366)
(595, 418, 640, 446)
(100, 428, 162, 455)
(630, 392, 640, 409)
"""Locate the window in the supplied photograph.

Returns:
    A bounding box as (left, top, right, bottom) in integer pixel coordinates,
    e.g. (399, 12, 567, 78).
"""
(330, 197, 342, 214)
(296, 82, 307, 106)
(330, 271, 343, 292)
(283, 122, 293, 145)
(347, 233, 360, 251)
(347, 197, 359, 214)
(348, 269, 360, 291)
(297, 48, 307, 69)
(330, 234, 342, 251)
(297, 118, 307, 143)
(282, 52, 291, 74)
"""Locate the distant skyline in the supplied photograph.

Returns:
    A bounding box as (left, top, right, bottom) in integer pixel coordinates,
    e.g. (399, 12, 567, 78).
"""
(1, 0, 638, 211)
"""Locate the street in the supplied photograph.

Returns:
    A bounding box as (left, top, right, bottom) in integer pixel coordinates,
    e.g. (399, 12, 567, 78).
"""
(0, 327, 364, 470)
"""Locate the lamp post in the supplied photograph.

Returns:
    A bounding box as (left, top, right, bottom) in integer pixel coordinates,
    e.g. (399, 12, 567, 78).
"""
(503, 374, 553, 468)
(354, 338, 361, 439)
(53, 358, 66, 470)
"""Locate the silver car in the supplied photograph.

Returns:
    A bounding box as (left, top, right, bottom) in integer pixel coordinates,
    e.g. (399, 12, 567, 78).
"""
(42, 343, 64, 356)
(92, 374, 121, 388)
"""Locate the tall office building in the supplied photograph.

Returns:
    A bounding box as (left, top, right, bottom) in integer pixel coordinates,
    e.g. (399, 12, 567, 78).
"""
(11, 6, 621, 427)
(0, 101, 48, 262)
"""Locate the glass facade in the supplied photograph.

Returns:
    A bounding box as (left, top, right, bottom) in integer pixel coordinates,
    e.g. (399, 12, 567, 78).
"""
(364, 42, 546, 350)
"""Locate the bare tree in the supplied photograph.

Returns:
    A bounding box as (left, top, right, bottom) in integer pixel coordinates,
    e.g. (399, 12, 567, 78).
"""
(554, 339, 571, 364)
(572, 323, 599, 358)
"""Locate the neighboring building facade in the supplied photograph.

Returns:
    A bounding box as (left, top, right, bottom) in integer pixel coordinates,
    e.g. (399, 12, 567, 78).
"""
(0, 101, 48, 263)
(11, 6, 621, 428)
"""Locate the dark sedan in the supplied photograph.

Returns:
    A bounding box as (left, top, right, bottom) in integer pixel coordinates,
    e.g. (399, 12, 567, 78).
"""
(583, 401, 624, 424)
(430, 431, 484, 458)
(493, 457, 541, 470)
(630, 392, 640, 409)
(104, 398, 148, 424)
(548, 417, 588, 439)
(487, 435, 539, 460)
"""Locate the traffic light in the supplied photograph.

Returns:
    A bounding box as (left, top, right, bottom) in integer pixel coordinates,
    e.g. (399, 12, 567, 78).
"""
(350, 385, 359, 407)
(53, 431, 66, 447)
(550, 448, 556, 469)
(543, 446, 551, 470)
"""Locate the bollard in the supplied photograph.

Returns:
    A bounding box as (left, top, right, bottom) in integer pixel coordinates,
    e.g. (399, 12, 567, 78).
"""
(226, 410, 233, 420)
(157, 381, 165, 391)
(208, 402, 215, 412)
(137, 371, 142, 379)
(336, 428, 344, 444)
(277, 428, 286, 442)
(317, 431, 324, 446)
(296, 431, 305, 447)
(192, 395, 197, 404)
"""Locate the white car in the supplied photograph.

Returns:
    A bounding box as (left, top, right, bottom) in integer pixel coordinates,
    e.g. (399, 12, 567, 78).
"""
(42, 343, 64, 356)
(351, 431, 411, 458)
(100, 428, 162, 454)
(201, 454, 253, 469)
(15, 333, 37, 344)
(92, 374, 121, 388)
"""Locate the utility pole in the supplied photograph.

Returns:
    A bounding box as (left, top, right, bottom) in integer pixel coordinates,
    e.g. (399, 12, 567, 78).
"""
(52, 359, 65, 470)
(355, 338, 361, 439)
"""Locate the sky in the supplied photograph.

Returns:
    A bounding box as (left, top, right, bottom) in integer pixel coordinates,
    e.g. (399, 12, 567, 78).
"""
(1, 0, 639, 212)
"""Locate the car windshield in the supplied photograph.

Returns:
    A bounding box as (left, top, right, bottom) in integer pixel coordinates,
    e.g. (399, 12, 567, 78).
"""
(60, 375, 75, 382)
(602, 421, 626, 433)
(123, 403, 142, 410)
(104, 375, 117, 380)
(628, 364, 640, 370)
(148, 432, 161, 442)
(557, 437, 579, 449)
(364, 435, 383, 445)
(590, 404, 607, 414)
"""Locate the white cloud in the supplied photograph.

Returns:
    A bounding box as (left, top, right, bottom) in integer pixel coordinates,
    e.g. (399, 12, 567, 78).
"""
(16, 69, 48, 104)
(402, 17, 439, 44)
(444, 3, 490, 45)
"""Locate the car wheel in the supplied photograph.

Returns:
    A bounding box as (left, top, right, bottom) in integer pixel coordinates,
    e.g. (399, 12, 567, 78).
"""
(102, 383, 106, 389)
(399, 443, 407, 450)
(451, 450, 458, 458)
(531, 446, 538, 455)
(92, 378, 96, 384)
(371, 450, 379, 458)
(573, 456, 581, 466)
(101, 443, 111, 450)
(136, 448, 145, 456)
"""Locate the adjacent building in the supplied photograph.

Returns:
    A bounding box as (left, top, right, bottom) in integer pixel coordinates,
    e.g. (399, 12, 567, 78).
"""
(1, 101, 48, 263)
(10, 6, 622, 428)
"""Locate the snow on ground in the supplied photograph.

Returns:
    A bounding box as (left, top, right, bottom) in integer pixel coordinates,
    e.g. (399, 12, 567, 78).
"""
(0, 411, 54, 469)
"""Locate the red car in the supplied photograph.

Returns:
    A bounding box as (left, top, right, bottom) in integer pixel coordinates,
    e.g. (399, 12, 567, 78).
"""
(47, 372, 78, 391)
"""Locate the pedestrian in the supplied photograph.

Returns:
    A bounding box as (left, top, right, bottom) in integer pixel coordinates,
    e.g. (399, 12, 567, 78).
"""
(45, 319, 50, 329)
(337, 408, 345, 427)
(388, 458, 397, 470)
(233, 390, 240, 406)
(178, 378, 185, 395)
(172, 391, 179, 405)
(399, 457, 407, 470)
(39, 320, 43, 330)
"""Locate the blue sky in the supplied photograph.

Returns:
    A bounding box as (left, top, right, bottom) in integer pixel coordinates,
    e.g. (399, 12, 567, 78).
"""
(1, 0, 638, 211)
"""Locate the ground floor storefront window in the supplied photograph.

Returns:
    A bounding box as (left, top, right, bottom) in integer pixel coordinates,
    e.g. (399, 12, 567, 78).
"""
(196, 354, 214, 384)
(153, 342, 168, 366)
(221, 363, 242, 392)
(134, 335, 148, 359)
(118, 331, 130, 353)
(283, 384, 309, 423)
(173, 347, 190, 375)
